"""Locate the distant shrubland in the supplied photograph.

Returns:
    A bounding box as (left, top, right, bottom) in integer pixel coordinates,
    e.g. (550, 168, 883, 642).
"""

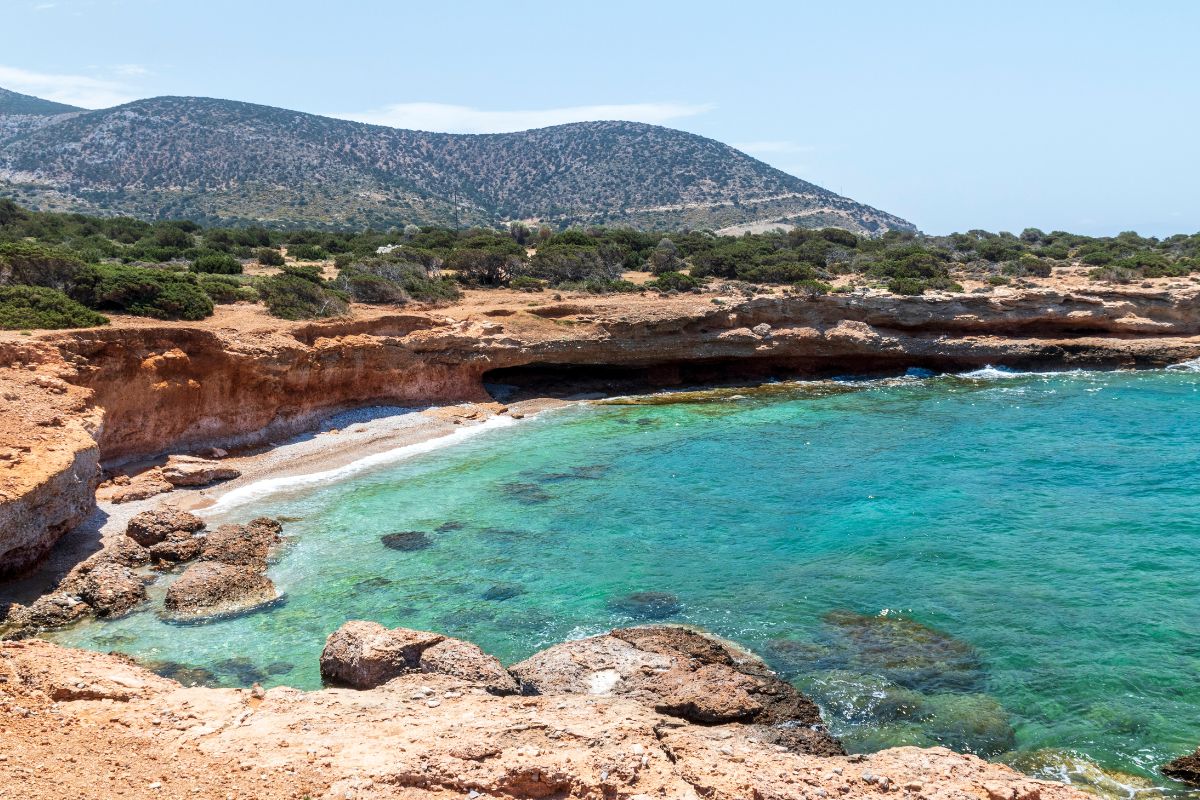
(0, 197, 1197, 327)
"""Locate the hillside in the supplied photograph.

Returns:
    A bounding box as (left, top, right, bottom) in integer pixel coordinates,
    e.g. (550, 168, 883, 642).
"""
(0, 87, 83, 116)
(0, 91, 914, 233)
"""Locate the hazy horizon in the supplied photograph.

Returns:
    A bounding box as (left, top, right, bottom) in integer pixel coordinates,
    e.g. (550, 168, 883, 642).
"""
(3, 0, 1198, 237)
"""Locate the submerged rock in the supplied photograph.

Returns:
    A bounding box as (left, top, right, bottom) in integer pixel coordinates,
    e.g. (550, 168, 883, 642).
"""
(145, 659, 218, 687)
(919, 692, 1016, 757)
(510, 624, 843, 756)
(125, 508, 206, 547)
(800, 670, 927, 724)
(819, 610, 986, 693)
(214, 657, 268, 686)
(607, 591, 682, 620)
(435, 521, 464, 532)
(380, 531, 432, 551)
(481, 583, 525, 601)
(319, 620, 518, 694)
(163, 562, 278, 621)
(1006, 749, 1163, 798)
(499, 481, 553, 504)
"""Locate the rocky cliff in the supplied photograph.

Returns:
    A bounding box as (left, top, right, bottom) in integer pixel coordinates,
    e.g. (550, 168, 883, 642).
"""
(0, 632, 1089, 800)
(2, 284, 1200, 574)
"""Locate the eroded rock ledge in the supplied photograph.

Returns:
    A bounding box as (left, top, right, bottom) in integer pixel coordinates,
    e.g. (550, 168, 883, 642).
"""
(3, 286, 1200, 574)
(0, 628, 1089, 800)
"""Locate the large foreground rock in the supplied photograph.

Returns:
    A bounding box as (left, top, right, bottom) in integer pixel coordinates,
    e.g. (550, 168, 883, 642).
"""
(163, 562, 278, 621)
(320, 620, 519, 694)
(0, 638, 1092, 800)
(511, 624, 844, 755)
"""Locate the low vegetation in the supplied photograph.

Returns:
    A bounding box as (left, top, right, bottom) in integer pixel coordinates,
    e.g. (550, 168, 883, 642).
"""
(0, 197, 1197, 328)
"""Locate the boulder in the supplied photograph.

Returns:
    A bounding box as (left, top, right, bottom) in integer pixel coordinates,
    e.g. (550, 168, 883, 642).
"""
(510, 625, 843, 755)
(108, 536, 152, 568)
(147, 530, 204, 564)
(200, 518, 281, 567)
(1163, 750, 1200, 786)
(126, 508, 206, 547)
(319, 620, 518, 694)
(72, 559, 147, 618)
(160, 455, 241, 487)
(3, 592, 90, 631)
(163, 562, 278, 621)
(104, 471, 174, 503)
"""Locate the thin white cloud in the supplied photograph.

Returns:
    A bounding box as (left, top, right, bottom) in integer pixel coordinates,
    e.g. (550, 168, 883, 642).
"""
(732, 140, 816, 155)
(330, 101, 715, 133)
(111, 63, 151, 78)
(0, 64, 140, 109)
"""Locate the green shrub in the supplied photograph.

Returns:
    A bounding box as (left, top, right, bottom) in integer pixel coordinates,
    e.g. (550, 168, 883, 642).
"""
(523, 244, 624, 285)
(197, 274, 257, 304)
(337, 257, 460, 303)
(288, 243, 328, 261)
(0, 241, 86, 291)
(69, 264, 213, 320)
(190, 252, 243, 274)
(257, 270, 349, 319)
(256, 248, 285, 267)
(509, 276, 545, 292)
(793, 278, 832, 297)
(648, 271, 700, 292)
(448, 248, 522, 287)
(555, 278, 639, 294)
(335, 271, 409, 304)
(0, 285, 108, 329)
(888, 276, 929, 295)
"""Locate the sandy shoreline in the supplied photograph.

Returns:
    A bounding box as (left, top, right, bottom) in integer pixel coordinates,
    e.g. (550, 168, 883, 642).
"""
(0, 396, 574, 606)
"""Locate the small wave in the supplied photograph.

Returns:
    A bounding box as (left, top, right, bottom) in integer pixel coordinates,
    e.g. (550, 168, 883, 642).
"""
(1166, 357, 1200, 372)
(957, 365, 1037, 380)
(206, 414, 518, 513)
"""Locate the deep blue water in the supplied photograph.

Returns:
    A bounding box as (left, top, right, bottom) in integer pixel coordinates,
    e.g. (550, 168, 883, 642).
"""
(53, 365, 1200, 793)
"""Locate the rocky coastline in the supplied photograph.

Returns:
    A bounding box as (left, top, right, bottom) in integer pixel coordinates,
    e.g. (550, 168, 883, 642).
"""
(4, 282, 1200, 797)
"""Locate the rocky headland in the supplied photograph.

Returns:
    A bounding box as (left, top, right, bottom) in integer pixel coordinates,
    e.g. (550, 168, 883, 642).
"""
(3, 279, 1200, 797)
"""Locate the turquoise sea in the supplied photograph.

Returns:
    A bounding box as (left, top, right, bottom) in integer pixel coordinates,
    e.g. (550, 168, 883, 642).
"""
(52, 365, 1200, 793)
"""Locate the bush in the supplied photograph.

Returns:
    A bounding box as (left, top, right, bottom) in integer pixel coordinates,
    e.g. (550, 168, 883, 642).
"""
(648, 271, 700, 292)
(0, 241, 85, 291)
(69, 264, 213, 320)
(337, 257, 460, 303)
(509, 276, 545, 292)
(448, 249, 522, 287)
(793, 278, 832, 298)
(190, 252, 243, 274)
(0, 285, 108, 330)
(256, 247, 285, 267)
(197, 274, 257, 304)
(257, 269, 349, 319)
(288, 243, 328, 261)
(523, 244, 624, 285)
(335, 271, 409, 304)
(888, 276, 929, 295)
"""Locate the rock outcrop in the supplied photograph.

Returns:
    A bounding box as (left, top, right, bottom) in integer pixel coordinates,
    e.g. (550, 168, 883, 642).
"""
(0, 636, 1092, 800)
(1162, 749, 1200, 786)
(159, 454, 241, 487)
(125, 508, 206, 546)
(199, 518, 281, 567)
(162, 561, 277, 621)
(5, 286, 1200, 574)
(512, 625, 844, 755)
(320, 620, 519, 694)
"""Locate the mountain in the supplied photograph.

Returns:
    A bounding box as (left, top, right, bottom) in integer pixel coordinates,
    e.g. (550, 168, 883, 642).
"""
(0, 87, 83, 116)
(0, 90, 915, 234)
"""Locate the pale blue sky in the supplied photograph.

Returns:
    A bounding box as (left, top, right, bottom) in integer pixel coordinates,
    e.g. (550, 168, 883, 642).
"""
(3, 0, 1198, 236)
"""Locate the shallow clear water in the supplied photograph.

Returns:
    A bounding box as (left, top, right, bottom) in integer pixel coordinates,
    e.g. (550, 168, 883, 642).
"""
(53, 366, 1200, 790)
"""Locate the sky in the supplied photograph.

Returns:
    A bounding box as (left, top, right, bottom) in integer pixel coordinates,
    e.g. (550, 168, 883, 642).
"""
(2, 0, 1198, 236)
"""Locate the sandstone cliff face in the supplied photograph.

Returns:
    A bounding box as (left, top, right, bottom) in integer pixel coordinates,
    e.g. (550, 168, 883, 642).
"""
(2, 286, 1200, 573)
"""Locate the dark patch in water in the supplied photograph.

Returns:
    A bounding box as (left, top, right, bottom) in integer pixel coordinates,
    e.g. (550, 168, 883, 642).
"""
(636, 417, 657, 426)
(481, 583, 525, 601)
(276, 515, 304, 523)
(534, 464, 610, 483)
(353, 576, 395, 591)
(480, 527, 528, 538)
(818, 610, 986, 694)
(435, 521, 465, 532)
(214, 657, 267, 685)
(381, 531, 432, 551)
(607, 591, 682, 620)
(145, 659, 218, 687)
(265, 661, 294, 676)
(499, 482, 553, 504)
